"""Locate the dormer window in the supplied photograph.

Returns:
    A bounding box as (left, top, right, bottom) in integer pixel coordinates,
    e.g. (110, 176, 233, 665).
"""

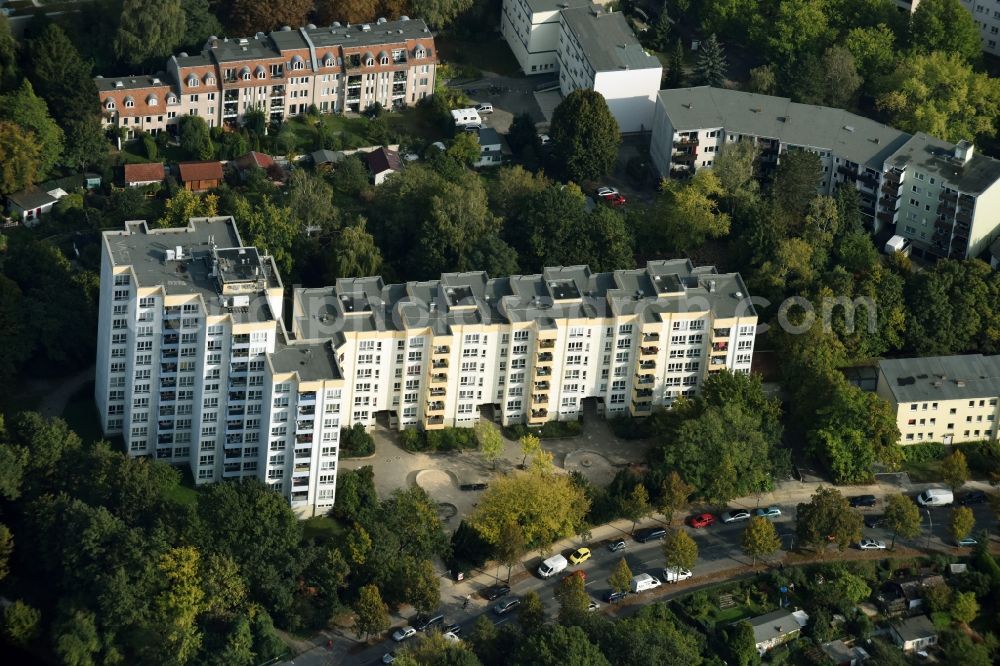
(147, 95, 158, 106)
(241, 67, 251, 80)
(123, 96, 135, 108)
(256, 66, 266, 79)
(415, 47, 426, 59)
(167, 94, 178, 104)
(324, 58, 333, 68)
(291, 55, 304, 70)
(187, 76, 199, 87)
(205, 75, 215, 85)
(365, 57, 374, 67)
(380, 56, 388, 65)
(105, 99, 116, 110)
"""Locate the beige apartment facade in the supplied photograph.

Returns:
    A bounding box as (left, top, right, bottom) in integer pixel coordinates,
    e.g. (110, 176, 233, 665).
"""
(876, 355, 1000, 445)
(96, 18, 437, 138)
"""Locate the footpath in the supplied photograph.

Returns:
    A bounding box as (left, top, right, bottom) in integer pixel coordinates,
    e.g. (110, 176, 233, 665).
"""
(282, 476, 996, 665)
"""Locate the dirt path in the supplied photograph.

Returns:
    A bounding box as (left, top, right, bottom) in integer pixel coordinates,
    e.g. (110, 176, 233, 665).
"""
(30, 365, 95, 418)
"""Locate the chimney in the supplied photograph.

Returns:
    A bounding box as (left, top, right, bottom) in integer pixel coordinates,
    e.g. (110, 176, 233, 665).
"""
(954, 140, 974, 165)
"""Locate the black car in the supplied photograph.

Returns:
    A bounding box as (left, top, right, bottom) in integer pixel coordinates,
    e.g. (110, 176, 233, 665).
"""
(413, 613, 445, 632)
(604, 590, 628, 603)
(634, 527, 667, 543)
(459, 482, 489, 491)
(493, 598, 520, 615)
(959, 491, 988, 506)
(481, 584, 511, 601)
(608, 538, 627, 552)
(849, 495, 877, 508)
(865, 515, 887, 529)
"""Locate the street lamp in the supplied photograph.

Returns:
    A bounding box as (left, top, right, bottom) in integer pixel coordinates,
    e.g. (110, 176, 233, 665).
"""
(924, 508, 933, 550)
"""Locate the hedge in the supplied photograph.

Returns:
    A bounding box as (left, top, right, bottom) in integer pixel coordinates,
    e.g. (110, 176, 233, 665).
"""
(399, 427, 478, 453)
(503, 420, 582, 440)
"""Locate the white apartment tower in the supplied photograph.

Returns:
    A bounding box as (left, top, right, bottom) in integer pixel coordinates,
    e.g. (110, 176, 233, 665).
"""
(98, 218, 757, 514)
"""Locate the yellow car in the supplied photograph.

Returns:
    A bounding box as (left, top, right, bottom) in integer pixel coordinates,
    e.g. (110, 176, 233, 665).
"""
(568, 547, 592, 565)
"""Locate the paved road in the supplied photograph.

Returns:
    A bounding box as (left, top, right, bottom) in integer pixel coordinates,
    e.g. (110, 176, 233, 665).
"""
(289, 491, 996, 666)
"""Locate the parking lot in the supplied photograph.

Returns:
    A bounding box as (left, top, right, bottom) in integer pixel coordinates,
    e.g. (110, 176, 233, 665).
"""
(449, 74, 550, 134)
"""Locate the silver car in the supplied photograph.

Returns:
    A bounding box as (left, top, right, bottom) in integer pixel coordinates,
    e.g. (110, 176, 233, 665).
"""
(721, 509, 751, 524)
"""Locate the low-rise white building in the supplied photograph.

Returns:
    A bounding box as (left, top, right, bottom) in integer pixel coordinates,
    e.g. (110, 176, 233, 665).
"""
(501, 0, 595, 75)
(557, 5, 661, 133)
(475, 127, 503, 167)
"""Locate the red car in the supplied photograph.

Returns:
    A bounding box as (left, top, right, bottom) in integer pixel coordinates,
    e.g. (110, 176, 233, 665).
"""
(688, 513, 715, 528)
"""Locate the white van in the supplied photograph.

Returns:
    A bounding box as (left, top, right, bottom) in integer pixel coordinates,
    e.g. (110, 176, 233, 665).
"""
(450, 108, 482, 127)
(662, 567, 693, 584)
(630, 573, 662, 593)
(916, 489, 953, 507)
(476, 103, 494, 114)
(537, 554, 568, 578)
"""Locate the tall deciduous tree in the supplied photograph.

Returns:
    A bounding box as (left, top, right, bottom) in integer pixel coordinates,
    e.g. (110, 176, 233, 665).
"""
(316, 0, 380, 26)
(712, 140, 759, 212)
(662, 528, 698, 571)
(152, 546, 205, 664)
(1, 600, 39, 646)
(354, 584, 390, 639)
(228, 0, 313, 34)
(179, 115, 214, 160)
(941, 450, 970, 491)
(475, 420, 505, 470)
(911, 0, 981, 62)
(747, 65, 777, 95)
(62, 117, 109, 171)
(519, 434, 541, 468)
(950, 591, 979, 624)
(160, 189, 219, 228)
(409, 0, 474, 28)
(405, 559, 441, 615)
(650, 170, 731, 254)
(554, 573, 590, 624)
(883, 493, 922, 549)
(181, 0, 223, 51)
(231, 194, 300, 275)
(795, 487, 863, 552)
(771, 150, 821, 216)
(495, 518, 525, 582)
(949, 506, 975, 543)
(549, 89, 621, 183)
(658, 472, 694, 525)
(623, 484, 652, 533)
(0, 14, 17, 91)
(0, 121, 41, 195)
(877, 51, 1000, 144)
(694, 34, 727, 87)
(820, 45, 862, 109)
(742, 516, 781, 568)
(0, 81, 63, 177)
(608, 557, 632, 594)
(115, 0, 187, 66)
(845, 24, 896, 88)
(0, 523, 11, 582)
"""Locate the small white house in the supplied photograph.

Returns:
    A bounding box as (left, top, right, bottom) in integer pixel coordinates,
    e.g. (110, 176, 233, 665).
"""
(474, 127, 503, 168)
(7, 186, 69, 227)
(890, 615, 937, 653)
(749, 609, 809, 656)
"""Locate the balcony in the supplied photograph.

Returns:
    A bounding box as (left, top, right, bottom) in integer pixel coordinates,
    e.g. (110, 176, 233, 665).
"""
(294, 448, 311, 459)
(426, 415, 445, 427)
(295, 434, 313, 444)
(633, 388, 653, 399)
(532, 393, 549, 405)
(940, 190, 958, 203)
(229, 377, 247, 388)
(429, 387, 446, 397)
(298, 405, 315, 416)
(639, 346, 659, 357)
(430, 373, 448, 384)
(537, 352, 553, 363)
(229, 391, 246, 402)
(226, 433, 242, 445)
(294, 463, 310, 473)
(426, 401, 445, 413)
(639, 360, 656, 370)
(534, 381, 550, 391)
(162, 334, 178, 346)
(433, 345, 450, 355)
(160, 391, 176, 402)
(158, 420, 174, 431)
(295, 421, 314, 433)
(635, 374, 654, 386)
(432, 359, 449, 370)
(163, 307, 182, 318)
(161, 349, 178, 360)
(937, 202, 956, 217)
(529, 408, 548, 420)
(160, 377, 177, 388)
(299, 391, 316, 404)
(712, 342, 729, 353)
(712, 328, 731, 339)
(290, 491, 308, 503)
(292, 478, 309, 488)
(538, 339, 555, 349)
(230, 363, 248, 375)
(228, 406, 245, 417)
(673, 136, 699, 147)
(642, 332, 659, 343)
(534, 366, 552, 377)
(158, 434, 172, 445)
(630, 401, 652, 414)
(709, 357, 727, 369)
(232, 348, 249, 358)
(837, 165, 858, 180)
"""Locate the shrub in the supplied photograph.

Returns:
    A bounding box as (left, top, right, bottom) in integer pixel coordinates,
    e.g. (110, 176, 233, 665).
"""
(902, 442, 947, 463)
(141, 132, 157, 160)
(398, 427, 479, 453)
(608, 416, 655, 440)
(503, 420, 582, 440)
(340, 423, 375, 458)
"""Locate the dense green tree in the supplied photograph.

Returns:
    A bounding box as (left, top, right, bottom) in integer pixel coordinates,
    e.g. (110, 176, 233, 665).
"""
(506, 113, 542, 164)
(200, 553, 248, 620)
(61, 117, 109, 171)
(227, 0, 313, 33)
(513, 625, 608, 666)
(598, 604, 703, 666)
(467, 614, 500, 665)
(747, 65, 777, 95)
(877, 51, 1000, 144)
(0, 81, 63, 177)
(845, 24, 896, 87)
(2, 600, 40, 646)
(726, 620, 760, 666)
(217, 614, 255, 666)
(0, 121, 41, 194)
(231, 194, 299, 275)
(648, 170, 731, 254)
(911, 0, 981, 62)
(663, 528, 698, 571)
(665, 40, 686, 88)
(179, 115, 214, 160)
(883, 493, 922, 549)
(712, 141, 760, 212)
(623, 484, 652, 533)
(316, 0, 380, 26)
(409, 0, 475, 28)
(115, 0, 186, 66)
(0, 522, 11, 581)
(771, 150, 822, 216)
(150, 546, 205, 663)
(949, 506, 975, 543)
(548, 89, 620, 182)
(354, 584, 389, 640)
(0, 14, 16, 91)
(832, 570, 871, 604)
(518, 590, 545, 633)
(904, 259, 1000, 354)
(941, 450, 970, 490)
(586, 206, 634, 272)
(694, 34, 727, 87)
(475, 420, 505, 470)
(160, 189, 219, 228)
(181, 0, 223, 51)
(287, 169, 337, 231)
(554, 572, 590, 624)
(658, 472, 694, 525)
(53, 608, 102, 666)
(608, 558, 633, 595)
(938, 629, 991, 666)
(742, 516, 781, 567)
(0, 277, 30, 389)
(503, 183, 591, 272)
(820, 45, 863, 108)
(395, 631, 483, 665)
(950, 591, 979, 624)
(795, 487, 863, 551)
(765, 0, 832, 64)
(404, 559, 441, 615)
(22, 23, 99, 124)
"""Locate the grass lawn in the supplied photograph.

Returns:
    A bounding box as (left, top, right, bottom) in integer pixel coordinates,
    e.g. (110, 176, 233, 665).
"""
(164, 465, 199, 507)
(120, 143, 188, 165)
(437, 36, 522, 78)
(902, 459, 944, 483)
(302, 515, 347, 544)
(62, 381, 105, 446)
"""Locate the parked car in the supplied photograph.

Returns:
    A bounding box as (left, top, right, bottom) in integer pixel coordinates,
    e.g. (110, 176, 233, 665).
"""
(587, 600, 601, 612)
(392, 627, 417, 642)
(858, 539, 887, 550)
(568, 547, 592, 565)
(476, 103, 494, 114)
(630, 573, 662, 593)
(721, 509, 751, 524)
(959, 491, 988, 506)
(413, 613, 445, 632)
(688, 513, 715, 528)
(916, 489, 953, 507)
(493, 598, 521, 615)
(538, 554, 569, 578)
(865, 515, 887, 529)
(443, 631, 461, 643)
(608, 538, 627, 552)
(663, 567, 693, 583)
(595, 186, 626, 206)
(459, 482, 488, 491)
(538, 133, 551, 146)
(481, 584, 510, 601)
(604, 589, 628, 603)
(383, 652, 397, 664)
(849, 495, 877, 508)
(634, 527, 667, 543)
(596, 186, 619, 197)
(955, 536, 979, 547)
(754, 506, 782, 519)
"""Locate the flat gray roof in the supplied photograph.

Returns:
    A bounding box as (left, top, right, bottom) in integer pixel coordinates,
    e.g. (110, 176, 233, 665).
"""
(892, 615, 936, 642)
(560, 6, 659, 73)
(306, 18, 432, 50)
(885, 132, 1000, 194)
(95, 73, 171, 92)
(526, 0, 592, 12)
(294, 260, 755, 339)
(103, 217, 281, 323)
(658, 87, 911, 170)
(878, 354, 1000, 403)
(270, 340, 342, 381)
(212, 34, 284, 62)
(749, 610, 799, 645)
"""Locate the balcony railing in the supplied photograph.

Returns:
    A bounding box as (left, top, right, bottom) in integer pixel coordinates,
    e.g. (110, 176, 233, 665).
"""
(636, 375, 654, 385)
(631, 401, 652, 413)
(640, 346, 659, 356)
(427, 401, 445, 412)
(433, 346, 450, 355)
(535, 366, 552, 376)
(537, 352, 553, 363)
(432, 360, 448, 369)
(426, 415, 444, 425)
(532, 394, 548, 405)
(712, 343, 729, 353)
(712, 328, 731, 338)
(539, 339, 555, 349)
(530, 409, 548, 419)
(642, 333, 659, 343)
(534, 381, 550, 391)
(298, 392, 316, 404)
(430, 373, 448, 384)
(429, 387, 446, 397)
(639, 360, 656, 370)
(634, 388, 653, 399)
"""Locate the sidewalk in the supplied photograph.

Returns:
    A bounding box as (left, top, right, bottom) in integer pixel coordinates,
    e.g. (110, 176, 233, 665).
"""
(284, 476, 995, 664)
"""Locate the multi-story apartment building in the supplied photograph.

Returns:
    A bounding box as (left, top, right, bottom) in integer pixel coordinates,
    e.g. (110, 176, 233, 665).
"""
(876, 355, 1000, 445)
(97, 216, 757, 513)
(650, 86, 1000, 260)
(499, 0, 660, 133)
(894, 0, 1000, 56)
(556, 5, 662, 133)
(292, 261, 757, 430)
(96, 17, 437, 139)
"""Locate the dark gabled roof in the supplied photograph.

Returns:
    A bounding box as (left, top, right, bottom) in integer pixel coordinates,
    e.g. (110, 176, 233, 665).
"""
(177, 161, 224, 182)
(7, 187, 58, 210)
(363, 147, 402, 174)
(124, 162, 166, 183)
(232, 151, 274, 171)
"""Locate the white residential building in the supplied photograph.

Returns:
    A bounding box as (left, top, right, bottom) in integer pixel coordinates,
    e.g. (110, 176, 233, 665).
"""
(650, 87, 1000, 260)
(556, 5, 662, 133)
(501, 0, 595, 75)
(97, 218, 757, 514)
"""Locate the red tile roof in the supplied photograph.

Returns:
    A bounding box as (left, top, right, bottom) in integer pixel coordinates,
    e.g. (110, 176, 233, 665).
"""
(233, 151, 274, 171)
(123, 162, 166, 183)
(363, 147, 402, 174)
(177, 161, 224, 182)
